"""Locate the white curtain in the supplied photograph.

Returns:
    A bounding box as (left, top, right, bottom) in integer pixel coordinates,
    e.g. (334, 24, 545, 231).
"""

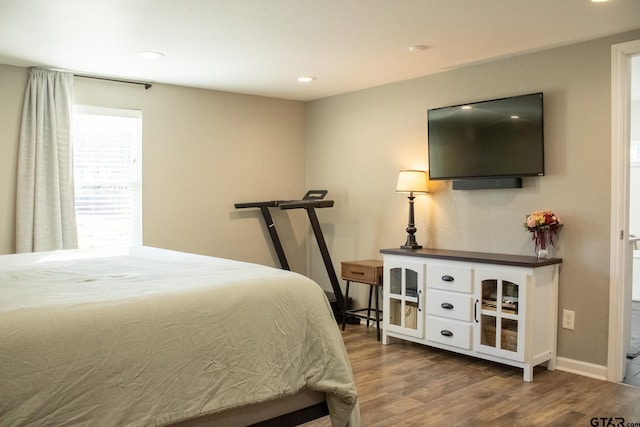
(16, 68, 78, 253)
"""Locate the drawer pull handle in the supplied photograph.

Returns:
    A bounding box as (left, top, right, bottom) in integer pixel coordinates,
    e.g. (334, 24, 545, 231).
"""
(441, 275, 454, 282)
(440, 330, 453, 337)
(350, 271, 365, 275)
(441, 302, 454, 310)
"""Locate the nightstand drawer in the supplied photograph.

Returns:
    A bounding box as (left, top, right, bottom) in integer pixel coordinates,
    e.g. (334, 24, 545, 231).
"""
(427, 264, 472, 293)
(426, 316, 472, 350)
(341, 260, 383, 285)
(426, 289, 474, 322)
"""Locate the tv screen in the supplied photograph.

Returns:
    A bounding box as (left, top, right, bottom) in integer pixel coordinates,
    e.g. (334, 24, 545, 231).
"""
(427, 92, 544, 180)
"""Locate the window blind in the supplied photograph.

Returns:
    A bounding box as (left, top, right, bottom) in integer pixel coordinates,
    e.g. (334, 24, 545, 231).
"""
(73, 106, 142, 249)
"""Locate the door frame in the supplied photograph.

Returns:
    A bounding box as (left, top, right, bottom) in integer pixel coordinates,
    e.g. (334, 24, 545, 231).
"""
(608, 39, 640, 382)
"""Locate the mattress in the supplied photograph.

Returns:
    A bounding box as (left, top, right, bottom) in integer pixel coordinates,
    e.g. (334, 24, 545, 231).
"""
(0, 246, 359, 426)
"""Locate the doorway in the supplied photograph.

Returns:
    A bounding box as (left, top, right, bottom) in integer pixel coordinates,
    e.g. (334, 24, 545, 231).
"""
(609, 39, 640, 384)
(623, 55, 640, 386)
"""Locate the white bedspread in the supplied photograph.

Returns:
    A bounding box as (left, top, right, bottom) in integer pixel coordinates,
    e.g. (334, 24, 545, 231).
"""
(0, 246, 359, 426)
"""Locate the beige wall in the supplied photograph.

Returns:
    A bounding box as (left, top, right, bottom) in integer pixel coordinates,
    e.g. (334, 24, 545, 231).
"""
(305, 30, 640, 366)
(0, 65, 27, 254)
(4, 28, 640, 368)
(0, 64, 308, 272)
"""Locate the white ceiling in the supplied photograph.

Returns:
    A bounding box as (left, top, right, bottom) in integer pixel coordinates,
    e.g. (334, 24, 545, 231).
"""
(1, 0, 639, 101)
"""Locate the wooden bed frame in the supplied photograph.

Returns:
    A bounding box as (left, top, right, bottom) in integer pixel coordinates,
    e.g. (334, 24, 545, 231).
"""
(168, 390, 328, 427)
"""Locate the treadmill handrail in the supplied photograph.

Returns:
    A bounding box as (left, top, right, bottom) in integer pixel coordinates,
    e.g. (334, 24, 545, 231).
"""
(278, 200, 334, 210)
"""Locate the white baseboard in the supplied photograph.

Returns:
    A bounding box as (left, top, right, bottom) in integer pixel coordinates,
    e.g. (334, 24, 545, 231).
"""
(555, 356, 608, 381)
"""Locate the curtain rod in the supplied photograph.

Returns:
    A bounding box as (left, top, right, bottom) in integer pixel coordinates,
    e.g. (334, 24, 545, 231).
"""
(74, 74, 152, 90)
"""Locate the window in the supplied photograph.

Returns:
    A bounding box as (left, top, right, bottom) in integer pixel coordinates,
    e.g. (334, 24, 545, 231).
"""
(73, 106, 142, 249)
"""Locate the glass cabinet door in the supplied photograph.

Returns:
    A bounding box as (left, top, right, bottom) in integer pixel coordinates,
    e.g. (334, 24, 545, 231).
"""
(475, 271, 526, 361)
(384, 260, 425, 338)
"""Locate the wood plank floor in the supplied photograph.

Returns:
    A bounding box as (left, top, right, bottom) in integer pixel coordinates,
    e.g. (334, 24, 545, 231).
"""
(303, 324, 640, 427)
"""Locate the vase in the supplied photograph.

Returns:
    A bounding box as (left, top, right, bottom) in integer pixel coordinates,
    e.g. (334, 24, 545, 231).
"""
(534, 228, 553, 259)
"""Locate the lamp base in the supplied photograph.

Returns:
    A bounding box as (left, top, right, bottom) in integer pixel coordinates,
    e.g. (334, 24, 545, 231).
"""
(401, 234, 422, 250)
(401, 193, 422, 250)
(401, 243, 422, 250)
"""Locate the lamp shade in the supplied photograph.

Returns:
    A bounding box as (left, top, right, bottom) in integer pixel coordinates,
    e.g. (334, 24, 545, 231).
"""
(396, 170, 428, 193)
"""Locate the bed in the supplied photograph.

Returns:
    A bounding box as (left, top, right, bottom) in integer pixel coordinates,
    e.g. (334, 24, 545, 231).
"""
(0, 246, 360, 426)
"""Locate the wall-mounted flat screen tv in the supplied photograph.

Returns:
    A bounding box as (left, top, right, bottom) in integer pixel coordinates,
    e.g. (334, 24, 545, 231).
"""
(427, 92, 544, 181)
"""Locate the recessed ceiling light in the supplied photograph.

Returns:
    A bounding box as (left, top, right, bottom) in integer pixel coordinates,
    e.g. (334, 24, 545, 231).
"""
(409, 45, 429, 52)
(136, 51, 164, 59)
(511, 115, 520, 119)
(591, 0, 609, 2)
(461, 105, 472, 110)
(297, 76, 316, 83)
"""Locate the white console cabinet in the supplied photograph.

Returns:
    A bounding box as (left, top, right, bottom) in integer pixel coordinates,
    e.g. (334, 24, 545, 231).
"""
(381, 248, 561, 382)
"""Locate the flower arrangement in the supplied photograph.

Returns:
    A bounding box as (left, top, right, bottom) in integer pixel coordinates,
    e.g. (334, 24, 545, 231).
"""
(524, 210, 563, 258)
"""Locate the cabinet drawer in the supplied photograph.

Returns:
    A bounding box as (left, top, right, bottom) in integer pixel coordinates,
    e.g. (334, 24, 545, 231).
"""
(427, 265, 472, 293)
(426, 316, 472, 350)
(341, 260, 383, 285)
(426, 290, 474, 322)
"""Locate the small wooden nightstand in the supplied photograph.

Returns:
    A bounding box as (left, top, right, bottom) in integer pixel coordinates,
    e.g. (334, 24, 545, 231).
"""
(341, 260, 383, 341)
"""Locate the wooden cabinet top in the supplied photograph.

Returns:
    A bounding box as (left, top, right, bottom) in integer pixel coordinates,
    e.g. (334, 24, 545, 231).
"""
(380, 247, 562, 268)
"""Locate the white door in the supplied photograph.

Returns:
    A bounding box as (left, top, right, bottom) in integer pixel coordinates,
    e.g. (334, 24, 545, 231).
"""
(474, 269, 526, 362)
(610, 39, 640, 383)
(384, 259, 425, 338)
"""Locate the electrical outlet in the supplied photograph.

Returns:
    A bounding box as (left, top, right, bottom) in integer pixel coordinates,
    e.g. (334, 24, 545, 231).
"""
(562, 309, 575, 330)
